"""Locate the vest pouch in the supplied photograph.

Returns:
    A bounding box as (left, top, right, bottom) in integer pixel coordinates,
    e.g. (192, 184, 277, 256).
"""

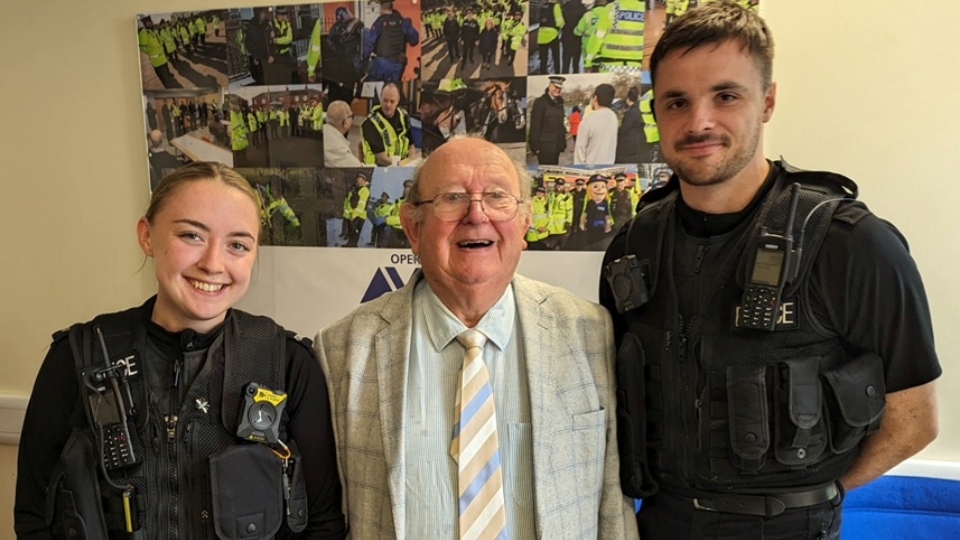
(615, 332, 658, 497)
(49, 428, 109, 540)
(726, 366, 769, 473)
(821, 352, 886, 454)
(284, 440, 308, 533)
(210, 444, 283, 540)
(774, 359, 827, 466)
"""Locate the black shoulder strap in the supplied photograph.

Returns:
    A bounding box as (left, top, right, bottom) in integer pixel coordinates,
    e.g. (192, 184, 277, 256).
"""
(221, 310, 286, 431)
(621, 180, 679, 296)
(67, 308, 148, 431)
(749, 161, 860, 296)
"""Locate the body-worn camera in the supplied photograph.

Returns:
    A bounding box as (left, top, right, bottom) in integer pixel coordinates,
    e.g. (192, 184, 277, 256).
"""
(237, 383, 287, 444)
(603, 255, 650, 314)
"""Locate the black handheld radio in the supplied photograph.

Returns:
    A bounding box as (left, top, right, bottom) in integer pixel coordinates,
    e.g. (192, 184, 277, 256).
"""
(84, 327, 143, 470)
(738, 183, 802, 331)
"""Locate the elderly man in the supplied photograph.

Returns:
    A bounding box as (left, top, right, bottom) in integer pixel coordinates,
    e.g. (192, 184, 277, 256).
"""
(323, 100, 364, 167)
(316, 136, 638, 539)
(361, 82, 413, 166)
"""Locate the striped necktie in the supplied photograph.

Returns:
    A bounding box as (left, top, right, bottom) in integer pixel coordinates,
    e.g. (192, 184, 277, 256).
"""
(450, 329, 508, 540)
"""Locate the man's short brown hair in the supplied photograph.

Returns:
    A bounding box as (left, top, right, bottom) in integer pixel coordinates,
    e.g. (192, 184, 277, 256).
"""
(650, 3, 775, 90)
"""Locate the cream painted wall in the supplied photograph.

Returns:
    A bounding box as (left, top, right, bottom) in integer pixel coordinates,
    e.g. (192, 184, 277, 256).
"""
(761, 1, 960, 461)
(0, 0, 956, 537)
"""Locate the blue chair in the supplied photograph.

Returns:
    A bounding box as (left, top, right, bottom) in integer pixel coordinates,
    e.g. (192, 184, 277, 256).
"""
(841, 475, 960, 539)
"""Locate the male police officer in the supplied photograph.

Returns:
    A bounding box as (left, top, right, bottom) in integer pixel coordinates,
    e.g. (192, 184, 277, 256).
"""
(537, 0, 564, 74)
(361, 83, 413, 165)
(267, 7, 298, 84)
(138, 16, 177, 88)
(587, 0, 644, 73)
(600, 5, 940, 539)
(529, 76, 567, 164)
(363, 1, 420, 82)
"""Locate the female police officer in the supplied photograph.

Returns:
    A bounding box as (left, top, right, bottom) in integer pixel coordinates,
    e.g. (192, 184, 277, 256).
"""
(15, 162, 346, 539)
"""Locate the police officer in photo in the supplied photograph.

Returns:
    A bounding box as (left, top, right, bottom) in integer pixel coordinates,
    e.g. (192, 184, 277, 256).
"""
(361, 82, 413, 166)
(138, 16, 177, 88)
(609, 172, 633, 229)
(587, 0, 644, 73)
(537, 0, 565, 74)
(560, 0, 586, 73)
(244, 8, 273, 85)
(363, 1, 420, 82)
(323, 8, 365, 103)
(600, 5, 940, 539)
(343, 171, 371, 247)
(443, 7, 461, 62)
(529, 76, 567, 165)
(267, 7, 299, 84)
(459, 8, 481, 68)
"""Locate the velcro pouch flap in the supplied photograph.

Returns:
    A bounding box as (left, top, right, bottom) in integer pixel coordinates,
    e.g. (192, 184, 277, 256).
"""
(785, 359, 822, 429)
(210, 445, 283, 540)
(53, 429, 110, 539)
(615, 333, 658, 498)
(727, 366, 769, 470)
(822, 352, 886, 428)
(285, 440, 308, 533)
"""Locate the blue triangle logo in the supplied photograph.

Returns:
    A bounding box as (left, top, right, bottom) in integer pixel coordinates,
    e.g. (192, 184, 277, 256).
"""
(361, 267, 406, 303)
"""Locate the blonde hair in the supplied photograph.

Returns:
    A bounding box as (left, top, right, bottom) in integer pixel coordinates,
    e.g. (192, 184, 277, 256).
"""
(145, 162, 258, 225)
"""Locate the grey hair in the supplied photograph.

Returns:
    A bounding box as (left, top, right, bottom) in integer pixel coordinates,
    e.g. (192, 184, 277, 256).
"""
(325, 100, 353, 126)
(405, 134, 532, 222)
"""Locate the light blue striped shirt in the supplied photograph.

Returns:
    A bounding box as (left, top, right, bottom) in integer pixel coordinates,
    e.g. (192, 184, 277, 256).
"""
(404, 279, 535, 539)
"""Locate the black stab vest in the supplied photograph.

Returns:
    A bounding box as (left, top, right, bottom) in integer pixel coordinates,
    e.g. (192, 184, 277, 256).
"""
(61, 301, 291, 539)
(612, 162, 886, 497)
(375, 12, 407, 61)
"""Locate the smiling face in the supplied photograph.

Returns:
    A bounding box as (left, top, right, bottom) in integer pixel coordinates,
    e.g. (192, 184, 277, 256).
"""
(400, 138, 530, 312)
(588, 180, 608, 201)
(137, 179, 260, 333)
(653, 39, 776, 192)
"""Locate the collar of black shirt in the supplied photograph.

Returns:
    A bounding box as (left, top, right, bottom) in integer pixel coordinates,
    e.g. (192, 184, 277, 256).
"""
(676, 160, 780, 238)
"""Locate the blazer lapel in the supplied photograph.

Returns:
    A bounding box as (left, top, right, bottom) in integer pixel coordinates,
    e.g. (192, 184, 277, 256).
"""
(514, 275, 556, 534)
(375, 273, 420, 538)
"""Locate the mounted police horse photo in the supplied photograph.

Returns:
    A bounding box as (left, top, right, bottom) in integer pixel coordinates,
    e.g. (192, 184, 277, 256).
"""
(419, 77, 527, 154)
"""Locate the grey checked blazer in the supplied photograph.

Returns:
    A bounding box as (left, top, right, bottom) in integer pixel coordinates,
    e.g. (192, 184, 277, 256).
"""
(316, 272, 639, 539)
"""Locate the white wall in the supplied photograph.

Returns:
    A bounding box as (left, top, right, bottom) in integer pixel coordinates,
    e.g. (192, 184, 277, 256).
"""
(762, 1, 960, 458)
(1, 0, 957, 537)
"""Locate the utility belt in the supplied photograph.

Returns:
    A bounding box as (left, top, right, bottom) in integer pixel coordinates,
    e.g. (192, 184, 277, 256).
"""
(650, 482, 841, 518)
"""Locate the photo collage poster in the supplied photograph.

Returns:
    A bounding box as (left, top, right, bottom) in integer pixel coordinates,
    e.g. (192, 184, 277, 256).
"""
(137, 0, 761, 253)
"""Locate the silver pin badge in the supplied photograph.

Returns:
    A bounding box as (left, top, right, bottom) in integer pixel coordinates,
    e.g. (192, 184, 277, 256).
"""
(195, 398, 210, 414)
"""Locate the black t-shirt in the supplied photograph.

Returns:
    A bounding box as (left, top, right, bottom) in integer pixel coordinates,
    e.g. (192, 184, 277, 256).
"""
(14, 302, 347, 540)
(460, 19, 480, 44)
(602, 161, 941, 394)
(361, 108, 409, 156)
